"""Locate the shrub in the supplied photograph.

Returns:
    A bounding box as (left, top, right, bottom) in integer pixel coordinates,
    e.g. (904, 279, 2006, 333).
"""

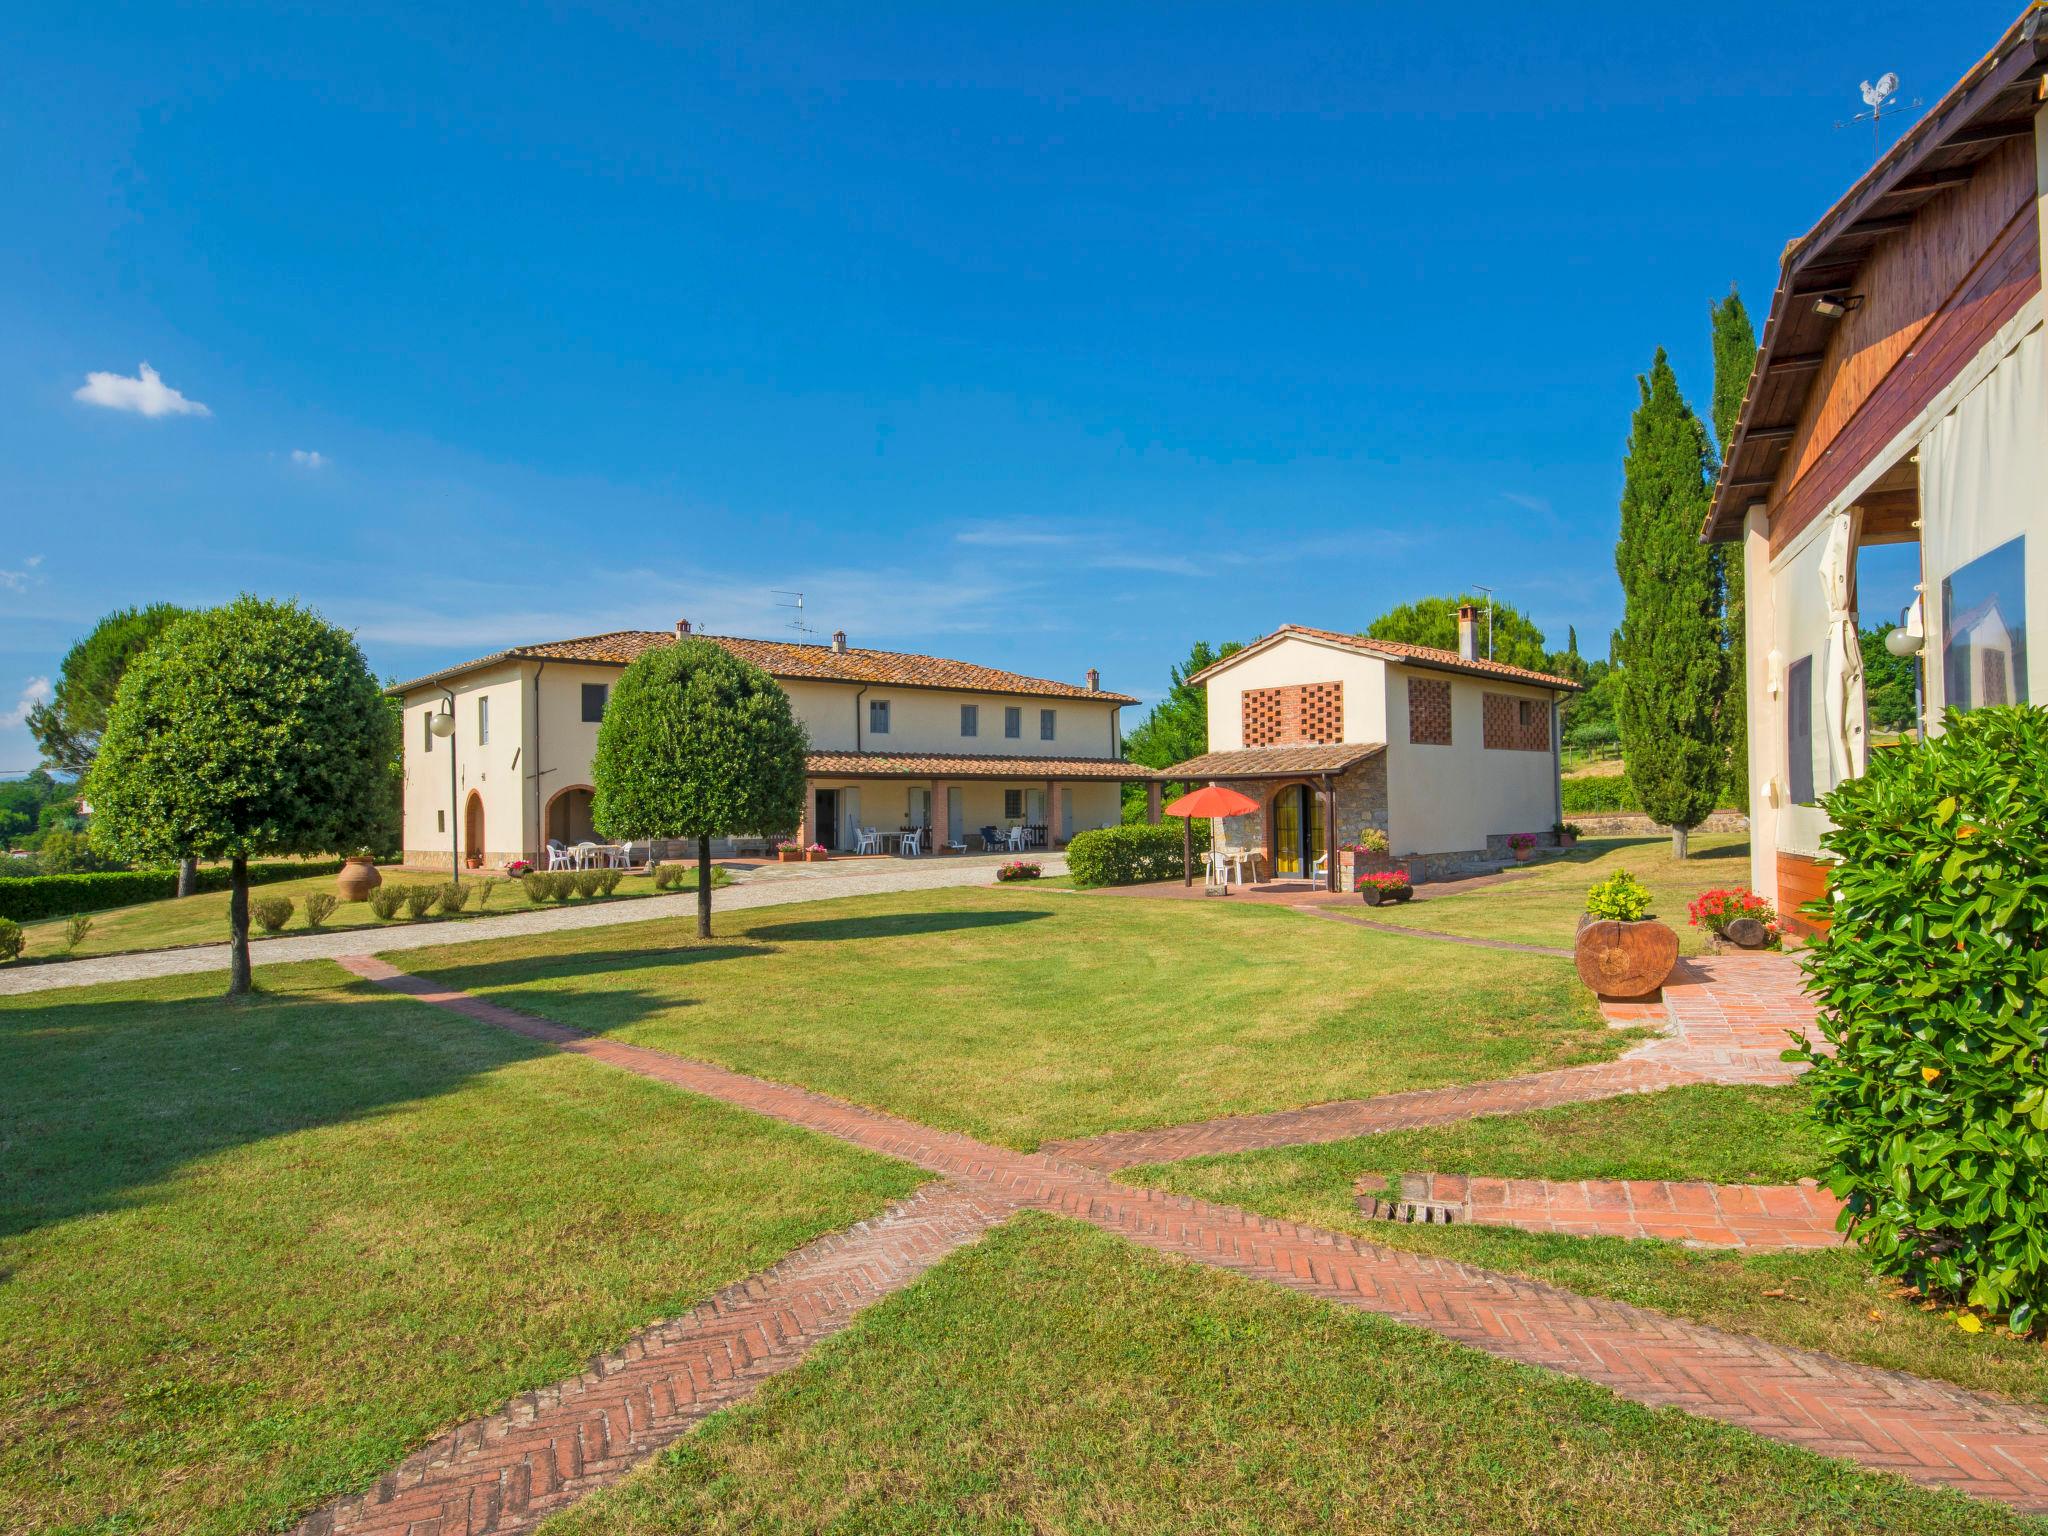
(1066, 822, 1212, 888)
(0, 917, 21, 962)
(572, 870, 601, 899)
(995, 860, 1041, 882)
(1348, 828, 1390, 854)
(546, 872, 576, 901)
(64, 913, 95, 952)
(36, 828, 119, 874)
(367, 885, 406, 920)
(0, 859, 345, 923)
(439, 881, 472, 913)
(1792, 706, 2048, 1328)
(401, 885, 439, 919)
(1584, 871, 1652, 922)
(303, 892, 338, 929)
(250, 897, 293, 934)
(521, 871, 552, 905)
(653, 862, 685, 891)
(1559, 775, 1640, 814)
(596, 867, 623, 896)
(1506, 832, 1538, 852)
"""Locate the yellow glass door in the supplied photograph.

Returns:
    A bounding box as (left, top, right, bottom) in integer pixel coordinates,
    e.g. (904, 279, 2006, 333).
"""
(1306, 789, 1326, 877)
(1273, 790, 1302, 877)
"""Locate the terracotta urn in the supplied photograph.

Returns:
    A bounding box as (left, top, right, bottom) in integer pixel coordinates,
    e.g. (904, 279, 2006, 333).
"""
(1573, 914, 1679, 999)
(1512, 844, 1536, 862)
(337, 856, 382, 902)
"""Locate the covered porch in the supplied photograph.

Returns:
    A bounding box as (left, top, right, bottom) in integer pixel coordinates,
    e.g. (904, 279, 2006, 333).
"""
(796, 751, 1158, 856)
(1153, 744, 1389, 893)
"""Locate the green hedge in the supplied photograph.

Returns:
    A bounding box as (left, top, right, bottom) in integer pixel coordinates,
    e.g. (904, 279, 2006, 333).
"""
(1559, 775, 1641, 814)
(1792, 707, 2048, 1327)
(1067, 821, 1211, 888)
(0, 859, 345, 922)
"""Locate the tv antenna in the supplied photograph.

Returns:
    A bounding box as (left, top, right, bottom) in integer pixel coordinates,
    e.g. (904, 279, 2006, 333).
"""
(1835, 72, 1919, 159)
(771, 590, 817, 637)
(1471, 584, 1496, 660)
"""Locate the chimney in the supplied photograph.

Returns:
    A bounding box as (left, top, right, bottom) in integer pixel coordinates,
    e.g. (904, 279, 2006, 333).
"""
(675, 617, 692, 636)
(831, 629, 848, 654)
(1456, 604, 1478, 661)
(1086, 667, 1100, 692)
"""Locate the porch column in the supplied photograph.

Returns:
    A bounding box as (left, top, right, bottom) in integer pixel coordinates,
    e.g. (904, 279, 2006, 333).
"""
(1146, 781, 1162, 823)
(932, 779, 950, 852)
(1045, 777, 1062, 849)
(1323, 775, 1339, 892)
(797, 777, 815, 847)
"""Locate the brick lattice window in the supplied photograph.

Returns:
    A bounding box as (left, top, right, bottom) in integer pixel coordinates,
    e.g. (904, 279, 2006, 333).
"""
(1482, 692, 1550, 751)
(1408, 678, 1451, 746)
(1242, 682, 1344, 747)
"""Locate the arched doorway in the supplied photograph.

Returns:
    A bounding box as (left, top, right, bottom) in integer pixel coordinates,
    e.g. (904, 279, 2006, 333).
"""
(544, 785, 597, 849)
(1269, 783, 1326, 880)
(463, 790, 485, 870)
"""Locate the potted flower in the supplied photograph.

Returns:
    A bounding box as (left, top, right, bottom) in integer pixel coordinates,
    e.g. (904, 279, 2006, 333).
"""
(1552, 821, 1582, 849)
(1507, 832, 1539, 862)
(337, 846, 382, 902)
(996, 859, 1042, 882)
(504, 859, 534, 878)
(776, 839, 805, 863)
(1573, 870, 1679, 998)
(1355, 868, 1413, 907)
(805, 842, 830, 862)
(1687, 886, 1779, 950)
(1338, 827, 1395, 887)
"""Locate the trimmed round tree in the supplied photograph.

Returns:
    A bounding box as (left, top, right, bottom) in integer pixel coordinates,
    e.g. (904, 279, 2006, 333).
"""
(590, 637, 808, 938)
(86, 597, 398, 995)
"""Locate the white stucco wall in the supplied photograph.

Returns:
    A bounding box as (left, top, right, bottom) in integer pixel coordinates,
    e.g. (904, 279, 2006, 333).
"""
(1202, 637, 1388, 750)
(401, 663, 531, 869)
(1378, 666, 1561, 857)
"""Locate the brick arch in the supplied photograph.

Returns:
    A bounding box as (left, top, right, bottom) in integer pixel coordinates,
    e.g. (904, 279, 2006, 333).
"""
(463, 790, 485, 869)
(1261, 778, 1327, 879)
(544, 783, 597, 847)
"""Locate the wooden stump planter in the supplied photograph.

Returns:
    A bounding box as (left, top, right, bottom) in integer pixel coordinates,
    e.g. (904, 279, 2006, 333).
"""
(1574, 914, 1679, 998)
(1722, 915, 1772, 949)
(337, 856, 382, 903)
(1359, 884, 1413, 907)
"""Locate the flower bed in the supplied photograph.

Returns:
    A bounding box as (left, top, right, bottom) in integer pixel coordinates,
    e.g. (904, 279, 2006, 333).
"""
(995, 860, 1042, 883)
(1355, 869, 1412, 907)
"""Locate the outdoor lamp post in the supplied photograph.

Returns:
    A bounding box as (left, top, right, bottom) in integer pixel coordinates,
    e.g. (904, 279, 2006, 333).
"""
(430, 700, 459, 881)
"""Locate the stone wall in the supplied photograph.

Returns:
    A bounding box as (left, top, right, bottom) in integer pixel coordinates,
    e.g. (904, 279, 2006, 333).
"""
(1566, 810, 1750, 838)
(1211, 756, 1390, 864)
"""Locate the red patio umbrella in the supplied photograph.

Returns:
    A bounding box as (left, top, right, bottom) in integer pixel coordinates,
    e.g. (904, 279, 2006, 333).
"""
(1163, 784, 1260, 888)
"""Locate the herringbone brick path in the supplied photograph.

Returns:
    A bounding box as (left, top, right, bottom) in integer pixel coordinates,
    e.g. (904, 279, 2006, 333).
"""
(1362, 1172, 1849, 1250)
(332, 953, 2048, 1519)
(293, 1179, 1012, 1536)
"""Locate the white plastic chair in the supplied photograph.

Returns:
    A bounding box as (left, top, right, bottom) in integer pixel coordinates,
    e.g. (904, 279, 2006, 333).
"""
(1006, 824, 1027, 852)
(944, 832, 967, 854)
(855, 826, 880, 855)
(900, 829, 922, 857)
(546, 840, 572, 870)
(1309, 851, 1328, 885)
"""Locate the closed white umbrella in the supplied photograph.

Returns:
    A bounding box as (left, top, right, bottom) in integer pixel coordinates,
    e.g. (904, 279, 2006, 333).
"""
(1818, 509, 1867, 790)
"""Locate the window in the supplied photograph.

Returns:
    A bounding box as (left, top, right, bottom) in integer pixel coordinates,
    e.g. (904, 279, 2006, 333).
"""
(1941, 536, 2028, 711)
(1408, 678, 1451, 745)
(477, 696, 490, 745)
(436, 809, 446, 833)
(869, 699, 891, 735)
(422, 710, 433, 753)
(1786, 655, 1816, 806)
(1040, 708, 1056, 741)
(1004, 789, 1024, 819)
(960, 704, 979, 737)
(581, 683, 608, 723)
(1004, 706, 1021, 739)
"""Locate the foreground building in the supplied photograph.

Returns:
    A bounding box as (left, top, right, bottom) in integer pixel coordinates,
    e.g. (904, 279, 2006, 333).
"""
(1706, 7, 2047, 934)
(1161, 613, 1580, 886)
(391, 623, 1144, 869)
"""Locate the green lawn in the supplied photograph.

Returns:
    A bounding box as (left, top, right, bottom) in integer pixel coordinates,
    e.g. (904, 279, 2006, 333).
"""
(13, 862, 728, 962)
(540, 1213, 2034, 1536)
(1126, 1086, 2048, 1408)
(1391, 833, 1755, 955)
(0, 962, 924, 1536)
(397, 885, 1624, 1150)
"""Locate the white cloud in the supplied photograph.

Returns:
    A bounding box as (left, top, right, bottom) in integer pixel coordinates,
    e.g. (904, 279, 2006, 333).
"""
(1500, 491, 1553, 515)
(0, 677, 51, 729)
(291, 449, 329, 469)
(0, 555, 44, 593)
(73, 362, 211, 418)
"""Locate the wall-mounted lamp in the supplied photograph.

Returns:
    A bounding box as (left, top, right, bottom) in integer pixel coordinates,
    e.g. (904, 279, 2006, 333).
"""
(1884, 627, 1924, 657)
(428, 707, 456, 740)
(1812, 293, 1865, 320)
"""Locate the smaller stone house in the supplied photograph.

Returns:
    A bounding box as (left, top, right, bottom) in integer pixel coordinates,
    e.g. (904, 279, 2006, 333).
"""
(1162, 611, 1579, 886)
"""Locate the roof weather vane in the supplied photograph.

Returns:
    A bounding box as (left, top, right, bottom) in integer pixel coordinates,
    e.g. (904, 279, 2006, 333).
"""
(1836, 72, 1920, 159)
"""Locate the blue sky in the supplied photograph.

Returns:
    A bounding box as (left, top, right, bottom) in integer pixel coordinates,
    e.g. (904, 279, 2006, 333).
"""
(0, 1, 2016, 769)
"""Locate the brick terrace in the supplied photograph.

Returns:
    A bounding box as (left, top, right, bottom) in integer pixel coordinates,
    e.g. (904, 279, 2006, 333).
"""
(311, 951, 2048, 1527)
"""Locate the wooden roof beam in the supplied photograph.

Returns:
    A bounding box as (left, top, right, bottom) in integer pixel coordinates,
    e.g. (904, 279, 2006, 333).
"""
(1766, 351, 1827, 373)
(1943, 120, 2034, 147)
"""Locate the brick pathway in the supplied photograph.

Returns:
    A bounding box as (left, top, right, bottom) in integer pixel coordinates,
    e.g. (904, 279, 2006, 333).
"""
(1046, 951, 1819, 1171)
(325, 953, 2048, 1521)
(295, 1183, 1008, 1536)
(1359, 1172, 1848, 1250)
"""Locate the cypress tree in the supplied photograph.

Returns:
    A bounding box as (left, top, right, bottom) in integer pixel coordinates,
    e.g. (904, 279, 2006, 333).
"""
(1615, 348, 1727, 858)
(1709, 287, 1758, 801)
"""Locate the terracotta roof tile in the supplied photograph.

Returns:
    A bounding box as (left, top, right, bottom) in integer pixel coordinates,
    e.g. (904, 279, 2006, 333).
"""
(1186, 624, 1582, 691)
(390, 630, 1137, 702)
(1160, 743, 1385, 778)
(806, 751, 1154, 781)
